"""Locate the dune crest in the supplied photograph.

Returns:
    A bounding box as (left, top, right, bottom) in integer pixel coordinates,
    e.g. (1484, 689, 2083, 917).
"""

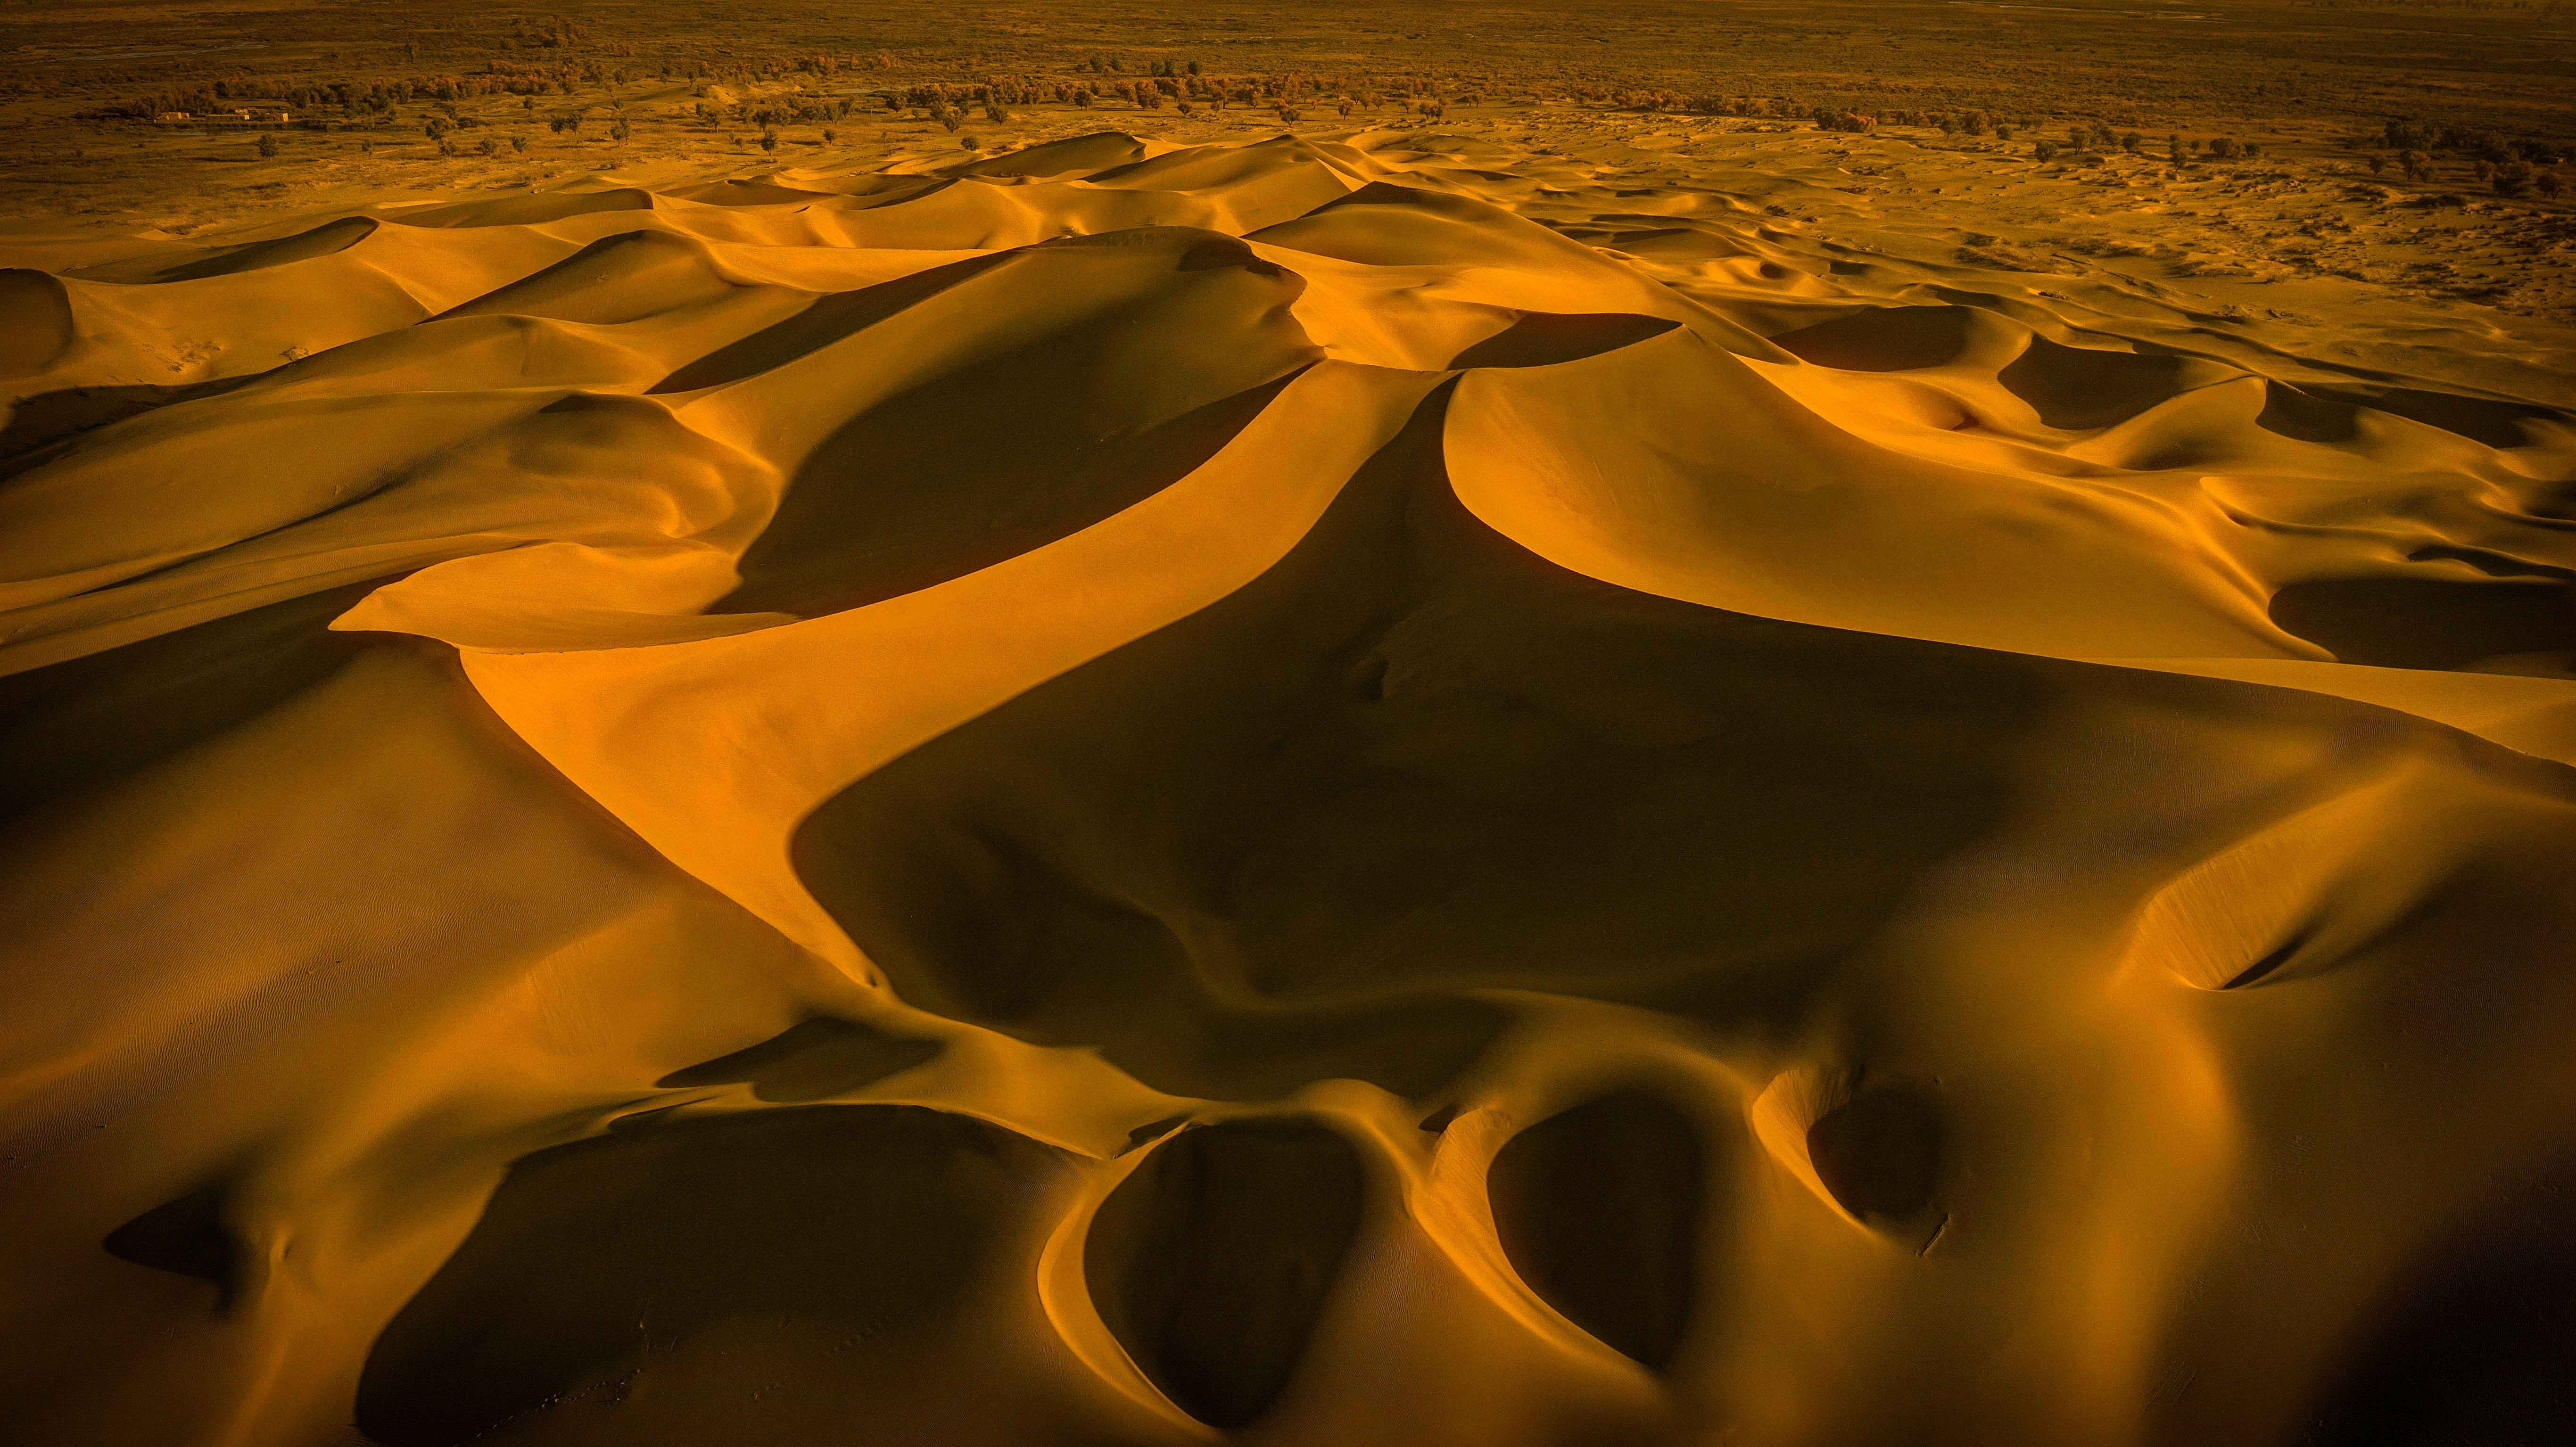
(7, 127, 2576, 1447)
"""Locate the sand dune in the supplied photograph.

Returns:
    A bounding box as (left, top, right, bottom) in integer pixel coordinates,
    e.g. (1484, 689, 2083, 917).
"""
(5, 126, 2576, 1447)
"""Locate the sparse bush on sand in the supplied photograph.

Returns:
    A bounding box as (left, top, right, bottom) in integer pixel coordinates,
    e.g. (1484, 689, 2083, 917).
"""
(2034, 140, 2061, 162)
(256, 132, 279, 157)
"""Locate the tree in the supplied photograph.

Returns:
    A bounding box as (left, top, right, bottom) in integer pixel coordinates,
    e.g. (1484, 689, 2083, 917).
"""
(424, 116, 450, 140)
(2492, 159, 2532, 197)
(609, 118, 629, 141)
(2400, 149, 2429, 181)
(822, 127, 836, 143)
(478, 135, 500, 156)
(2208, 135, 2243, 160)
(256, 132, 279, 158)
(2122, 131, 2143, 153)
(2034, 140, 2061, 162)
(759, 127, 777, 152)
(2536, 170, 2562, 199)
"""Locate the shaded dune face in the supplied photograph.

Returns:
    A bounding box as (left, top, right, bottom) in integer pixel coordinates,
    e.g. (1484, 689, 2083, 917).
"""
(1084, 1118, 1367, 1429)
(719, 230, 1323, 617)
(8, 128, 2576, 1447)
(1487, 1090, 1708, 1372)
(791, 382, 2033, 1099)
(354, 1105, 1100, 1447)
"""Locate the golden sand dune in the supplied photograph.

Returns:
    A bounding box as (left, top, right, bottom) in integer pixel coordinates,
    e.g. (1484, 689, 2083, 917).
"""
(5, 127, 2576, 1447)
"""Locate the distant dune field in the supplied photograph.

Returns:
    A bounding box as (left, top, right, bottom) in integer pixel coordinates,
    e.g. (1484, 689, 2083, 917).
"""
(6, 115, 2576, 1447)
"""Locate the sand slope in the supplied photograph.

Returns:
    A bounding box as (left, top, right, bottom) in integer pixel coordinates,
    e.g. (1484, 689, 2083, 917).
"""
(6, 128, 2576, 1447)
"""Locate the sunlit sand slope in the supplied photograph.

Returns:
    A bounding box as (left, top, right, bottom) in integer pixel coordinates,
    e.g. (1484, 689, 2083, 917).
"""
(6, 129, 2576, 1447)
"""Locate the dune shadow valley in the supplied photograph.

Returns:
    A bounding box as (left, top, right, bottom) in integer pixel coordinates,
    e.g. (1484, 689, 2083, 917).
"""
(10, 2, 2576, 1445)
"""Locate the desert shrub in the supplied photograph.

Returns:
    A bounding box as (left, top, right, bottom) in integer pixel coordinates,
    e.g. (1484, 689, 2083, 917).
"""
(2208, 135, 2243, 160)
(759, 127, 776, 152)
(1177, 99, 1194, 115)
(1812, 107, 1874, 133)
(961, 133, 981, 149)
(2087, 119, 2116, 148)
(2122, 131, 2142, 152)
(1280, 107, 1302, 123)
(2493, 160, 2533, 197)
(1995, 123, 2014, 140)
(424, 116, 450, 139)
(2366, 153, 2385, 174)
(609, 119, 628, 141)
(984, 98, 1009, 123)
(510, 132, 526, 152)
(822, 127, 835, 143)
(2385, 117, 2435, 151)
(478, 135, 499, 155)
(1964, 109, 1990, 135)
(2168, 133, 2186, 164)
(2034, 139, 2061, 162)
(256, 132, 279, 157)
(2537, 170, 2563, 199)
(1074, 91, 1093, 107)
(2400, 148, 2430, 180)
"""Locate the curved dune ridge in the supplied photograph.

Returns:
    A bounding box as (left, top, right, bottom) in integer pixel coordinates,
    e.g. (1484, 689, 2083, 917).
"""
(5, 127, 2576, 1447)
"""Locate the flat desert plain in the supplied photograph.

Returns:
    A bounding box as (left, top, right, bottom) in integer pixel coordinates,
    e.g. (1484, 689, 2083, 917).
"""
(6, 3, 2576, 1445)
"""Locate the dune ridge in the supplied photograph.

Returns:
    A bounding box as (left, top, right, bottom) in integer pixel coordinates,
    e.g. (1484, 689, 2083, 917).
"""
(5, 126, 2576, 1447)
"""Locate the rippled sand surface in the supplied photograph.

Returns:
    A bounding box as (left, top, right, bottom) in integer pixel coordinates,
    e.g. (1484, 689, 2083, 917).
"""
(6, 128, 2576, 1447)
